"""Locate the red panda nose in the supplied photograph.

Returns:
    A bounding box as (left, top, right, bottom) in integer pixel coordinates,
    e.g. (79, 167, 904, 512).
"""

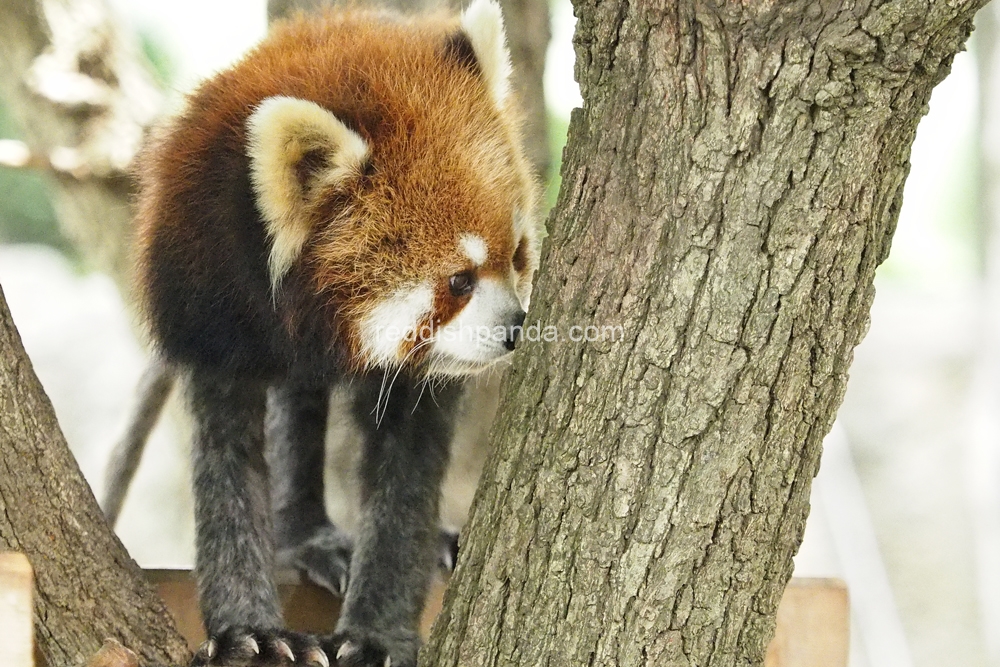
(504, 310, 527, 351)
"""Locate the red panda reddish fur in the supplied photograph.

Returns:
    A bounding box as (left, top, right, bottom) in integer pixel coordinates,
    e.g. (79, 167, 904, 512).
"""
(134, 9, 539, 378)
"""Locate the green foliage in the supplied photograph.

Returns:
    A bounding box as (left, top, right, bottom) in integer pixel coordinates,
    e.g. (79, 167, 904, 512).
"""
(0, 102, 70, 255)
(544, 112, 570, 213)
(138, 28, 177, 87)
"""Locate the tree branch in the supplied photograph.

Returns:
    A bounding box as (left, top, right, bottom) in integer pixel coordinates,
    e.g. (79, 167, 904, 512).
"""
(0, 283, 189, 667)
(0, 0, 162, 288)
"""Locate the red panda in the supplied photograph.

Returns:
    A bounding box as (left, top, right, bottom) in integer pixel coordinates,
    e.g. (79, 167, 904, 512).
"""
(136, 1, 538, 379)
(132, 2, 540, 666)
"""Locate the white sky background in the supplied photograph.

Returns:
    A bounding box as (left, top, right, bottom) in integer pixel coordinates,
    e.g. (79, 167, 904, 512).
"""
(107, 0, 267, 94)
(545, 0, 584, 118)
(883, 46, 980, 292)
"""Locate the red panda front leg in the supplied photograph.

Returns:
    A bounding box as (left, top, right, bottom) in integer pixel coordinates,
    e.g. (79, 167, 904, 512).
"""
(327, 373, 462, 667)
(186, 371, 330, 667)
(266, 381, 354, 597)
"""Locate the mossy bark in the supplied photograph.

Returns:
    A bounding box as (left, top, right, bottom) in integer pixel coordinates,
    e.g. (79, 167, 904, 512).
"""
(423, 1, 988, 666)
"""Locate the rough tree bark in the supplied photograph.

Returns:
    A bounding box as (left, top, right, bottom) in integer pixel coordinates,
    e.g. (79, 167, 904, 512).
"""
(0, 283, 189, 667)
(423, 1, 988, 666)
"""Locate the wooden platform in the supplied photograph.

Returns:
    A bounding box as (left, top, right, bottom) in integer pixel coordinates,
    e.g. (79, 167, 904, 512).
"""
(764, 577, 849, 667)
(150, 570, 847, 667)
(0, 553, 33, 667)
(149, 569, 446, 644)
(1, 555, 848, 667)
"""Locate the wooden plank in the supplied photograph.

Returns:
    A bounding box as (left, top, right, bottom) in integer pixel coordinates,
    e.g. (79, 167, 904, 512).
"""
(148, 569, 444, 647)
(150, 569, 849, 665)
(0, 552, 34, 667)
(764, 578, 849, 667)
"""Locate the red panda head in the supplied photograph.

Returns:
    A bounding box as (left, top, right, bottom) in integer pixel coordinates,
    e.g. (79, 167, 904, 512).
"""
(245, 0, 541, 377)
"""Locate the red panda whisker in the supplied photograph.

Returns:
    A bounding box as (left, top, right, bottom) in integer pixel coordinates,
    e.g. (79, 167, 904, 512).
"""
(412, 376, 432, 415)
(372, 366, 392, 423)
(427, 378, 441, 409)
(377, 338, 435, 427)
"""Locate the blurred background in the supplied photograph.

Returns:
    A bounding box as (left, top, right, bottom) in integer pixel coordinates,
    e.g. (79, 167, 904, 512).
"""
(0, 1, 997, 666)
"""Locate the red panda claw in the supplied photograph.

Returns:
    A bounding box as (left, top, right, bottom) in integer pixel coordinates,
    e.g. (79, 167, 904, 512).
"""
(274, 638, 295, 662)
(305, 647, 329, 667)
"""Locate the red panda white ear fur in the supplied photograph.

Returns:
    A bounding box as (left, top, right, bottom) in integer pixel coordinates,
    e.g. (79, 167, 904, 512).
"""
(461, 0, 512, 107)
(247, 96, 369, 288)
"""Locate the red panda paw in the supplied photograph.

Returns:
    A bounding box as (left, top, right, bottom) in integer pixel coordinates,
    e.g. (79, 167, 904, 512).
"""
(277, 523, 354, 597)
(192, 628, 329, 667)
(325, 630, 416, 667)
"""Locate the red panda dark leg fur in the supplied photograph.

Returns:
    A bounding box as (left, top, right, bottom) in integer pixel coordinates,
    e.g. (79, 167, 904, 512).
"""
(266, 382, 354, 596)
(186, 372, 333, 665)
(186, 373, 281, 631)
(334, 375, 460, 665)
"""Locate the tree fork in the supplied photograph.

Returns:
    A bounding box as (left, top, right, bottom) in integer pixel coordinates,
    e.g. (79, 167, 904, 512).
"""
(423, 1, 988, 666)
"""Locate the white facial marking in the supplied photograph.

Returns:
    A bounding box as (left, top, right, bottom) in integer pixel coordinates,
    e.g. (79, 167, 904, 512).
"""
(359, 282, 434, 368)
(429, 275, 523, 376)
(460, 234, 488, 266)
(460, 0, 512, 106)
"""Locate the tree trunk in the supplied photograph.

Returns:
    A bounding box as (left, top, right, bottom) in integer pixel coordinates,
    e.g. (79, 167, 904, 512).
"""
(423, 1, 987, 666)
(493, 0, 550, 179)
(0, 283, 189, 667)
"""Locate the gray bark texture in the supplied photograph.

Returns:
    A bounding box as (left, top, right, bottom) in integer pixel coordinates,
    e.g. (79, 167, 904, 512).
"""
(0, 283, 189, 667)
(422, 1, 988, 666)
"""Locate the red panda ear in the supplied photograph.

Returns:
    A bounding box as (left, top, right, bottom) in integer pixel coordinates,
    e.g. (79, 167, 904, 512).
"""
(247, 96, 369, 288)
(459, 0, 512, 106)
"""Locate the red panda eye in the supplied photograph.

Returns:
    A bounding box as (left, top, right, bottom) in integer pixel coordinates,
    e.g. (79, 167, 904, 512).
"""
(449, 271, 475, 297)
